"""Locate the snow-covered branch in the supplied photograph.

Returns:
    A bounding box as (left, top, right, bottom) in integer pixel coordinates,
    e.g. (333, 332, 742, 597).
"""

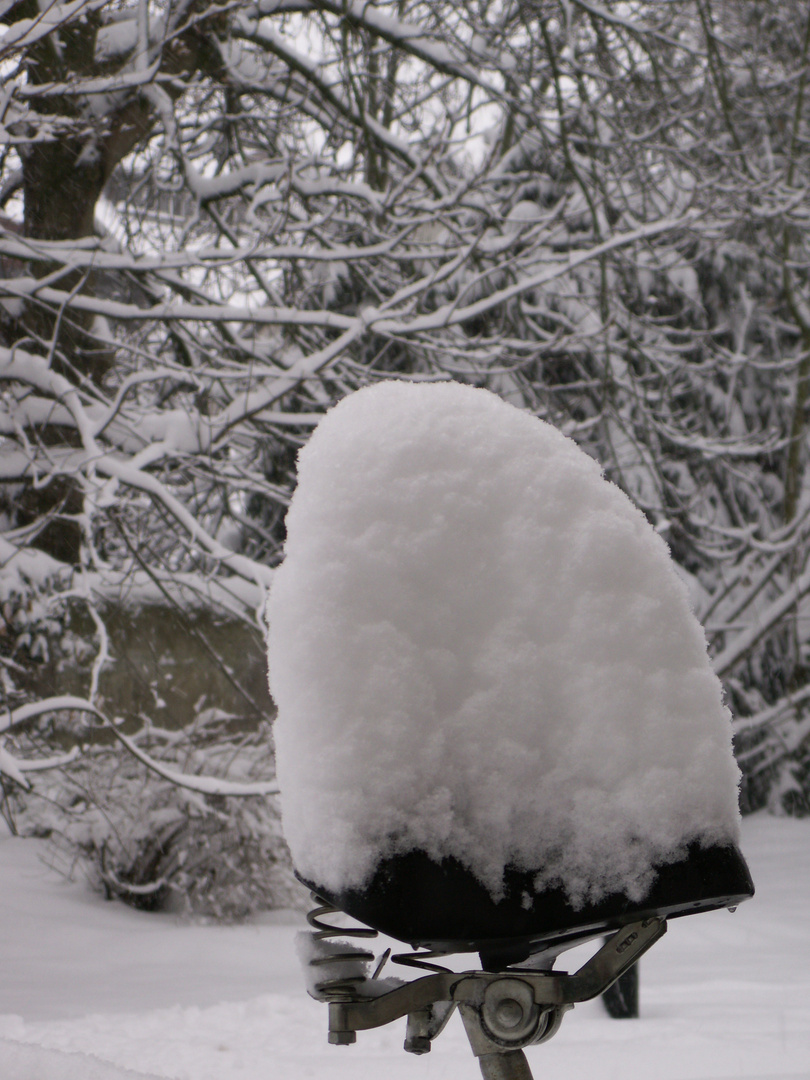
(713, 562, 810, 677)
(112, 729, 279, 796)
(0, 347, 274, 589)
(0, 0, 109, 55)
(0, 695, 279, 796)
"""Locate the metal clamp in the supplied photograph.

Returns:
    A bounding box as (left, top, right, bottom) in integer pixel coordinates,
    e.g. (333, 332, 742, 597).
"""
(325, 916, 666, 1076)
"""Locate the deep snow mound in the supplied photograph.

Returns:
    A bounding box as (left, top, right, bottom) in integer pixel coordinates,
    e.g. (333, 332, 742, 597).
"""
(267, 380, 741, 907)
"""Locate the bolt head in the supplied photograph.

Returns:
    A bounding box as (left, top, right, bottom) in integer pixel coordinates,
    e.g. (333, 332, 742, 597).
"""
(329, 1030, 356, 1046)
(495, 997, 524, 1029)
(404, 1035, 432, 1055)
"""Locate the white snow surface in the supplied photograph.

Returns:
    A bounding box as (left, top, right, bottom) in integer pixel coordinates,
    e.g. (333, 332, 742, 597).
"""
(0, 814, 805, 1080)
(267, 380, 741, 905)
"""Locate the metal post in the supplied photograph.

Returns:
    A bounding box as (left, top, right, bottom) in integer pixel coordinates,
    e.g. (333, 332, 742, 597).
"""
(477, 1050, 535, 1080)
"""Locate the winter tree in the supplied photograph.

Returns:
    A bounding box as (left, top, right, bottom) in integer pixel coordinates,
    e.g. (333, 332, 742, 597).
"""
(0, 0, 808, 907)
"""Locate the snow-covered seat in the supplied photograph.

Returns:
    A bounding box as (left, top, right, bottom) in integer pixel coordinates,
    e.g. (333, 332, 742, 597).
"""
(267, 381, 754, 967)
(300, 841, 753, 968)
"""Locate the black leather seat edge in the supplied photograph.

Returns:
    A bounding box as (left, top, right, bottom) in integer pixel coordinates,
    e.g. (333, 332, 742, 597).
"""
(301, 841, 754, 967)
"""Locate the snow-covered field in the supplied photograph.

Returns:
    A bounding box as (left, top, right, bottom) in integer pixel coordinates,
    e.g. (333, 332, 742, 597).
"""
(0, 812, 807, 1080)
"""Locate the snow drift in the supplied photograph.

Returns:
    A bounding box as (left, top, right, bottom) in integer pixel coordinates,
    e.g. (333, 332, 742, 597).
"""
(266, 380, 741, 907)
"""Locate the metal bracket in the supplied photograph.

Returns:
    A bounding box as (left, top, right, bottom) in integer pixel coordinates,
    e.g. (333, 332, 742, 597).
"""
(326, 915, 666, 1075)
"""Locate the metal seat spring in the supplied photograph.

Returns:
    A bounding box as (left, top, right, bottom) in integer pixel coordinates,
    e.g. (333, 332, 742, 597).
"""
(390, 948, 453, 974)
(304, 895, 457, 1000)
(306, 894, 379, 1000)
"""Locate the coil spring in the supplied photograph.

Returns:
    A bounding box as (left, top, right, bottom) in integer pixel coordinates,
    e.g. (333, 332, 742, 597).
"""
(305, 893, 457, 1001)
(306, 895, 380, 1000)
(390, 949, 453, 974)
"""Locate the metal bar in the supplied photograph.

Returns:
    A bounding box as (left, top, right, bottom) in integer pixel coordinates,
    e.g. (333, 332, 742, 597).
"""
(477, 1050, 535, 1080)
(559, 918, 665, 1002)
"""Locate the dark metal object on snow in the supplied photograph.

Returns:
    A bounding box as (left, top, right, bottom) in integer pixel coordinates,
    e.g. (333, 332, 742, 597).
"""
(602, 959, 639, 1018)
(300, 842, 754, 1079)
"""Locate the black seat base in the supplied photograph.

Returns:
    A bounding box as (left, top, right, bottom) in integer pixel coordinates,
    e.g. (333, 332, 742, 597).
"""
(301, 841, 754, 969)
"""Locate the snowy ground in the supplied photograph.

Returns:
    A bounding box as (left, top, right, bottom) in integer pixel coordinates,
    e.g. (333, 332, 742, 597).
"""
(1, 813, 807, 1080)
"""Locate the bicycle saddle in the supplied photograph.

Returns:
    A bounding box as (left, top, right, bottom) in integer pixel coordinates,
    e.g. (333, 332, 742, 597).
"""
(302, 839, 753, 968)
